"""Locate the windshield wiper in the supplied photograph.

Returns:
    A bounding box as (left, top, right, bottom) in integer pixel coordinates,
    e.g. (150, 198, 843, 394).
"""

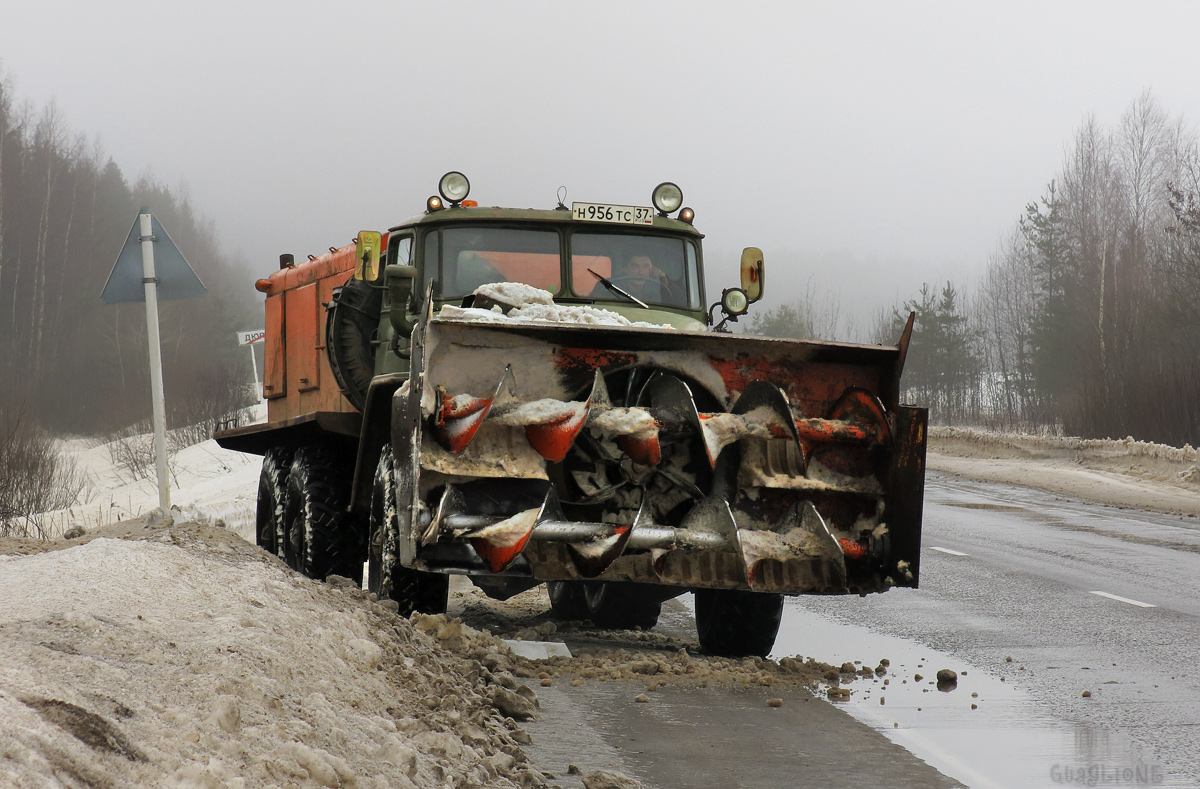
(588, 268, 649, 309)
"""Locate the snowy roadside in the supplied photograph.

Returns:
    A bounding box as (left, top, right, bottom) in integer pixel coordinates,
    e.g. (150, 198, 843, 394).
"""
(928, 427, 1200, 517)
(0, 522, 549, 788)
(32, 408, 266, 543)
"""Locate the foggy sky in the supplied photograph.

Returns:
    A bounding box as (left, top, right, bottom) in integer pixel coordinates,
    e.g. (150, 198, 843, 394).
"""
(3, 1, 1200, 331)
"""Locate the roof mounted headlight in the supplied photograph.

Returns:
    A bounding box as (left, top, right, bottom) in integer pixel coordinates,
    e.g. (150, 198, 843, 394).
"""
(652, 181, 683, 215)
(426, 195, 444, 212)
(439, 171, 471, 205)
(679, 206, 695, 224)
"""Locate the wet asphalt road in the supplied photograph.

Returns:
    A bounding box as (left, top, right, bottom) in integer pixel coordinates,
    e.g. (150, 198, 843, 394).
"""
(787, 472, 1200, 787)
(502, 472, 1200, 787)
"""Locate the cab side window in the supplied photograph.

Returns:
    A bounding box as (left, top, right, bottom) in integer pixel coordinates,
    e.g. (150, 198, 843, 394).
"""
(392, 235, 413, 267)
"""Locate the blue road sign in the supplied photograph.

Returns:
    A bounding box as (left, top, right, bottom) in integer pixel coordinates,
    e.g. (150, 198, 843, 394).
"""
(100, 208, 206, 304)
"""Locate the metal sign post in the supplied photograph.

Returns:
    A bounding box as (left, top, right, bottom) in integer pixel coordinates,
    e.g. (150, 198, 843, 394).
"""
(139, 212, 171, 513)
(100, 208, 206, 519)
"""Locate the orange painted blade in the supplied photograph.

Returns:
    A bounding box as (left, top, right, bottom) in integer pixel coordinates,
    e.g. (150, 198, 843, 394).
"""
(617, 433, 662, 465)
(525, 407, 589, 462)
(467, 507, 539, 573)
(470, 530, 534, 573)
(435, 392, 494, 454)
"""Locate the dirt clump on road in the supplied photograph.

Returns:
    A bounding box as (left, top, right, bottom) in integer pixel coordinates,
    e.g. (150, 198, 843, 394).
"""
(433, 577, 879, 698)
(417, 609, 867, 696)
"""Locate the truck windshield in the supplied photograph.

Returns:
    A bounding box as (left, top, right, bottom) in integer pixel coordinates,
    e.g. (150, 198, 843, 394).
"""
(425, 225, 701, 310)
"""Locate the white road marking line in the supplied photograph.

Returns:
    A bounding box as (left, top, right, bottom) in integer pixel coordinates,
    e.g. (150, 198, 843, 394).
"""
(930, 547, 969, 556)
(1089, 591, 1156, 608)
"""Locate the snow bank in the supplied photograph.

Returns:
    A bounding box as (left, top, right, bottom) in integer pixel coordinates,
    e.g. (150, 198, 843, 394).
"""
(439, 284, 676, 330)
(0, 524, 547, 788)
(932, 426, 1199, 465)
(929, 427, 1200, 517)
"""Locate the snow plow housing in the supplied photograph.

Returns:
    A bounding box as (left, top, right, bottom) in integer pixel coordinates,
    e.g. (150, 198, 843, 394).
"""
(217, 175, 926, 657)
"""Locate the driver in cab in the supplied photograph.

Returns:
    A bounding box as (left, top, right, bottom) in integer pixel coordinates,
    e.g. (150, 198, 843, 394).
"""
(593, 252, 671, 303)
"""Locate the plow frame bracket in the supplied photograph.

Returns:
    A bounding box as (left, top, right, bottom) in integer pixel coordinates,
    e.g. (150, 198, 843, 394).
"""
(886, 404, 927, 587)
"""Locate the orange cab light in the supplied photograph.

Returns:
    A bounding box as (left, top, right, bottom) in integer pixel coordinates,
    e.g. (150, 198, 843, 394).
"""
(461, 199, 478, 207)
(254, 278, 273, 293)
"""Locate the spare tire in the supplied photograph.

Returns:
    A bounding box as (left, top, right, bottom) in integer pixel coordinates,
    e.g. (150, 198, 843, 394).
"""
(325, 276, 382, 412)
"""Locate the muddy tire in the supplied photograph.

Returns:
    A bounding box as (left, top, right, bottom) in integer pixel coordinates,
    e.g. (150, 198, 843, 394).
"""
(694, 589, 784, 658)
(255, 448, 291, 558)
(546, 581, 588, 621)
(369, 446, 448, 616)
(580, 582, 661, 630)
(283, 445, 362, 582)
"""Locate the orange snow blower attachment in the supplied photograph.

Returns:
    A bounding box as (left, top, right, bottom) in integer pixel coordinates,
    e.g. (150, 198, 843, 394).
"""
(398, 309, 926, 598)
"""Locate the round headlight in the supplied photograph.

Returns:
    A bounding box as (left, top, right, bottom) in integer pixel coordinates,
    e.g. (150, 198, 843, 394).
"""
(438, 171, 471, 204)
(722, 287, 749, 316)
(652, 182, 683, 214)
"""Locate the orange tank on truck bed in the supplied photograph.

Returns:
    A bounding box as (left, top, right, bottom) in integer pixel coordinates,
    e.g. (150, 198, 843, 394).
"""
(258, 242, 381, 420)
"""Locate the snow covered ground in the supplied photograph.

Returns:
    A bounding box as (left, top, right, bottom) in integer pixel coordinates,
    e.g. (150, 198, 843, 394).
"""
(0, 522, 550, 787)
(32, 406, 267, 543)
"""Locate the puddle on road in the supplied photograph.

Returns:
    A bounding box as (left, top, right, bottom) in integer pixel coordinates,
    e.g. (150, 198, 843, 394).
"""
(772, 602, 1176, 788)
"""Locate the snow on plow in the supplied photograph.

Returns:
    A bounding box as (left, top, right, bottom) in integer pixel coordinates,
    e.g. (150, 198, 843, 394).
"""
(398, 296, 926, 598)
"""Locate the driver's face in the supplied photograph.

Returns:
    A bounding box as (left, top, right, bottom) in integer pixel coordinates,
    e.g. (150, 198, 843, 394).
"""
(626, 255, 654, 277)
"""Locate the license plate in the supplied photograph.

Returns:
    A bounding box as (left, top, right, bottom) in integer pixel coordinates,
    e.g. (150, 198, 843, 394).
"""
(571, 202, 654, 225)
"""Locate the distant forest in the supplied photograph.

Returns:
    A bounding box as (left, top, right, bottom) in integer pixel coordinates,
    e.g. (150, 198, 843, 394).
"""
(754, 93, 1200, 448)
(0, 71, 259, 436)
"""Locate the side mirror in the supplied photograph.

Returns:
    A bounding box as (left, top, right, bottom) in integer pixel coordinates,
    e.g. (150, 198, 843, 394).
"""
(740, 247, 764, 303)
(355, 231, 383, 282)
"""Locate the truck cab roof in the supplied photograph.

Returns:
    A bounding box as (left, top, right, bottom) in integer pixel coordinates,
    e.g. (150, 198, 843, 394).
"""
(389, 205, 704, 237)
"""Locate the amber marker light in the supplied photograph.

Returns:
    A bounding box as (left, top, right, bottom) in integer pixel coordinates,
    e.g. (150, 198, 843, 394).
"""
(254, 278, 273, 293)
(427, 195, 444, 212)
(679, 206, 695, 224)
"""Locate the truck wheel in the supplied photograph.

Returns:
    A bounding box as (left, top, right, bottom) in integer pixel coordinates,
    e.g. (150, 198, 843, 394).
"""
(581, 582, 661, 629)
(694, 589, 784, 658)
(369, 446, 448, 616)
(283, 445, 361, 582)
(546, 581, 588, 621)
(255, 448, 291, 558)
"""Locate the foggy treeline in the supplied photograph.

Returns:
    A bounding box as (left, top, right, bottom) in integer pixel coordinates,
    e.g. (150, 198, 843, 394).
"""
(755, 93, 1200, 447)
(0, 71, 258, 437)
